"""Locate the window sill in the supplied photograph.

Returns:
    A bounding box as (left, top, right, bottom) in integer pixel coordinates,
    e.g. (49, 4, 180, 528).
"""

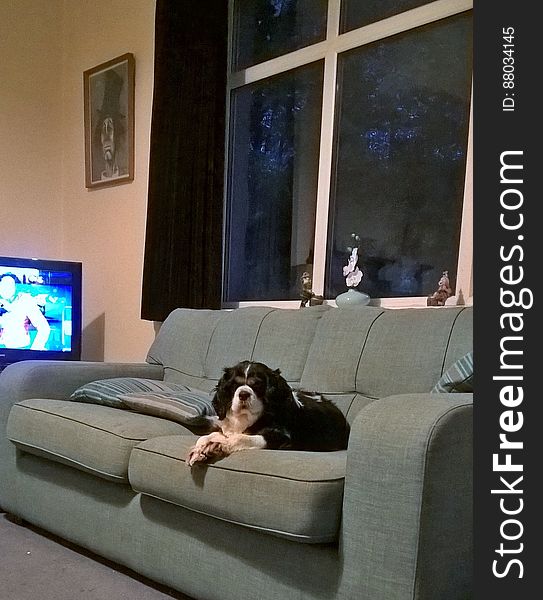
(222, 295, 472, 310)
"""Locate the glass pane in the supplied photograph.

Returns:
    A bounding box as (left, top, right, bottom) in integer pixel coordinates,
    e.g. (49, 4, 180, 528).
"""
(341, 0, 433, 33)
(225, 62, 324, 302)
(233, 0, 327, 70)
(326, 13, 472, 299)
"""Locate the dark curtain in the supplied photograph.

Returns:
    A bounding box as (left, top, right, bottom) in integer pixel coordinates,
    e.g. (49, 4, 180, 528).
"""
(141, 0, 228, 321)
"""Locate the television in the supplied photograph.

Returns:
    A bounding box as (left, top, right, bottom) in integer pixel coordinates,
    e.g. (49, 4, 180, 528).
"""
(0, 256, 82, 370)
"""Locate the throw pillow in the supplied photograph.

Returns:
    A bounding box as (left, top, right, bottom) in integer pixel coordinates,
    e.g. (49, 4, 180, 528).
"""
(119, 390, 216, 428)
(431, 352, 473, 393)
(69, 377, 197, 409)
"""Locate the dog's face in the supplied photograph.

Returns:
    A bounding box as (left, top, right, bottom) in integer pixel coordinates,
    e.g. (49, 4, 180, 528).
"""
(213, 361, 292, 428)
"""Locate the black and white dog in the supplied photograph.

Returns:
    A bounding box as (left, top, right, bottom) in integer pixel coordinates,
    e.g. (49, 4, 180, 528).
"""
(186, 360, 349, 466)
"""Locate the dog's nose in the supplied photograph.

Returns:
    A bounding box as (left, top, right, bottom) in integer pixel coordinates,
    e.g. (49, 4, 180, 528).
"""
(238, 390, 250, 402)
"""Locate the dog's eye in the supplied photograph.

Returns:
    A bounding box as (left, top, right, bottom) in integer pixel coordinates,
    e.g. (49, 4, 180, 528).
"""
(251, 379, 266, 394)
(220, 378, 238, 395)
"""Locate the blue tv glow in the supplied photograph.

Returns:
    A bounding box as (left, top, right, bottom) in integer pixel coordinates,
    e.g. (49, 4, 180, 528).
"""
(0, 256, 82, 368)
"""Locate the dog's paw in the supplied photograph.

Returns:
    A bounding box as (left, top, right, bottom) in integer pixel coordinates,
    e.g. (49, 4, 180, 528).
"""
(186, 433, 227, 467)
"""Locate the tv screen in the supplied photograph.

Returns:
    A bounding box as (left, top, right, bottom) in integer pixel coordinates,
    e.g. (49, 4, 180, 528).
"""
(0, 256, 82, 368)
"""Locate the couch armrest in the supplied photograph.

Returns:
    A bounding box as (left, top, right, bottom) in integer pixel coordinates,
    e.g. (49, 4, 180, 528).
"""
(0, 360, 164, 423)
(341, 392, 472, 600)
(0, 359, 165, 511)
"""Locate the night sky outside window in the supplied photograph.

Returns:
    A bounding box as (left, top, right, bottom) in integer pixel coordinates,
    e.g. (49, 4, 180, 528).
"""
(225, 1, 473, 307)
(326, 13, 472, 299)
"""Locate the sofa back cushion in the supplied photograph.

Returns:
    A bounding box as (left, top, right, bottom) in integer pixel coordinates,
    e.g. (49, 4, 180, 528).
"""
(147, 305, 330, 389)
(146, 309, 225, 391)
(147, 305, 472, 421)
(299, 306, 472, 421)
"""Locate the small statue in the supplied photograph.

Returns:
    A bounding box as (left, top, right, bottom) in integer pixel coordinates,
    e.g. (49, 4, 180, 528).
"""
(427, 270, 453, 306)
(343, 234, 363, 288)
(299, 272, 324, 308)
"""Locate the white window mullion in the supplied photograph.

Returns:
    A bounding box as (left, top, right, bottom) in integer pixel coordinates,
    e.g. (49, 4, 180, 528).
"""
(326, 0, 342, 38)
(333, 0, 473, 54)
(311, 55, 337, 296)
(228, 0, 472, 91)
(310, 0, 341, 296)
(455, 88, 473, 305)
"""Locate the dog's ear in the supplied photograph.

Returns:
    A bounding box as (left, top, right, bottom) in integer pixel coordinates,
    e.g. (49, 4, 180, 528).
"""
(212, 366, 234, 420)
(212, 390, 228, 420)
(266, 368, 294, 406)
(221, 366, 235, 379)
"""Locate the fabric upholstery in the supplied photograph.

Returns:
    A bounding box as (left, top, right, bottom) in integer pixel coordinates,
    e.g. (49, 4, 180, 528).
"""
(0, 359, 164, 510)
(250, 304, 330, 382)
(0, 305, 474, 600)
(441, 306, 473, 371)
(300, 306, 384, 393)
(120, 390, 216, 422)
(147, 305, 331, 388)
(69, 377, 196, 408)
(432, 351, 473, 393)
(341, 393, 472, 600)
(8, 451, 340, 600)
(355, 307, 465, 397)
(7, 399, 188, 482)
(300, 306, 473, 422)
(129, 435, 346, 543)
(204, 307, 277, 380)
(146, 308, 225, 383)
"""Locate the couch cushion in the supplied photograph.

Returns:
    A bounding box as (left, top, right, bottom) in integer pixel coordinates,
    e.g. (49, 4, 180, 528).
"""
(6, 399, 190, 483)
(441, 306, 473, 372)
(301, 306, 473, 399)
(69, 377, 195, 408)
(355, 307, 467, 397)
(120, 391, 216, 427)
(431, 351, 473, 393)
(146, 308, 226, 386)
(146, 305, 330, 389)
(300, 306, 384, 393)
(203, 306, 331, 382)
(129, 435, 346, 544)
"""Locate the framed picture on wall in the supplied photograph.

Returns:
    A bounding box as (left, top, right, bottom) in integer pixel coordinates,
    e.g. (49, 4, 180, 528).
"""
(83, 53, 135, 189)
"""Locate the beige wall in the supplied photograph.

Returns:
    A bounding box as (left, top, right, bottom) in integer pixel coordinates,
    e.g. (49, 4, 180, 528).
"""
(0, 0, 157, 362)
(0, 0, 64, 259)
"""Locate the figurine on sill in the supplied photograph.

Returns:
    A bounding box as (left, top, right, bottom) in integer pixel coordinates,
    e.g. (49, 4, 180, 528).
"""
(427, 270, 453, 306)
(299, 272, 324, 308)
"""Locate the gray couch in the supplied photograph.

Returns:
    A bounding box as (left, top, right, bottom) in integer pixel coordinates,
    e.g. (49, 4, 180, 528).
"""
(0, 305, 472, 600)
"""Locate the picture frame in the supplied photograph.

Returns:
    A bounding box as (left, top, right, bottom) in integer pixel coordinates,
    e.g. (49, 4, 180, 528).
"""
(83, 53, 135, 189)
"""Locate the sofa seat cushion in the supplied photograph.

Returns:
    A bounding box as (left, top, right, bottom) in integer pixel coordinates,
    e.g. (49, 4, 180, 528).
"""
(129, 435, 346, 544)
(6, 399, 191, 483)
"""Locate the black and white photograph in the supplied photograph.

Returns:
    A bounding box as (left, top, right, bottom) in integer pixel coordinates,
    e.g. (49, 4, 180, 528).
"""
(83, 52, 134, 189)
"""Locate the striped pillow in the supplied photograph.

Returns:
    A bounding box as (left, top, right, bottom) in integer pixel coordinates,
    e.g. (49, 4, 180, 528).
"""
(432, 352, 473, 393)
(120, 390, 216, 427)
(69, 377, 200, 409)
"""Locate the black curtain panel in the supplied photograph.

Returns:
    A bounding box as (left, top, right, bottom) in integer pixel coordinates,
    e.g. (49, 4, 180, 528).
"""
(141, 0, 228, 321)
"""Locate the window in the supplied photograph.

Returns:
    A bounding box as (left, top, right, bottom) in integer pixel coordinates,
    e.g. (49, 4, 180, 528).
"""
(224, 0, 473, 308)
(233, 0, 328, 69)
(340, 0, 434, 33)
(225, 62, 324, 301)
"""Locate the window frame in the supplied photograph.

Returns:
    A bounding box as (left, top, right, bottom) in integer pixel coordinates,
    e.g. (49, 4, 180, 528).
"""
(222, 0, 473, 309)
